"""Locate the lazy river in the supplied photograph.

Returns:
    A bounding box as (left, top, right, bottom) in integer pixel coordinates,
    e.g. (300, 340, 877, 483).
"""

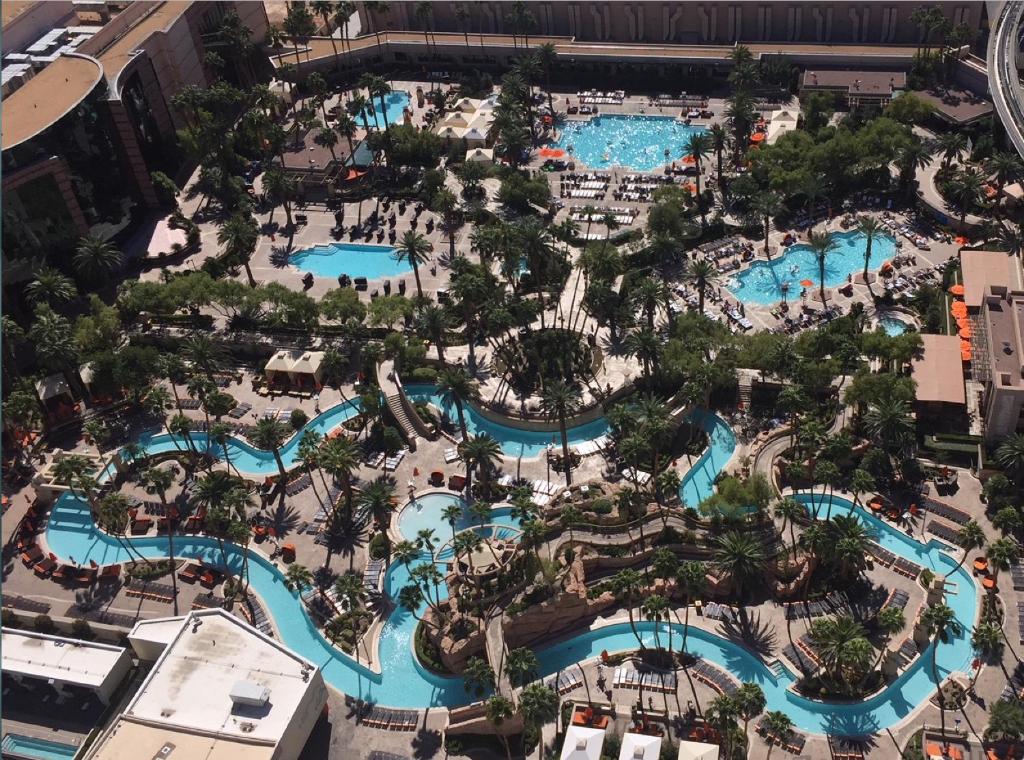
(44, 403, 977, 731)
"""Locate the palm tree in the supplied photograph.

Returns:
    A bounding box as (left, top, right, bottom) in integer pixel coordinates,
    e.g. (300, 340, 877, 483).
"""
(313, 125, 340, 163)
(537, 42, 557, 113)
(995, 433, 1024, 482)
(217, 212, 259, 287)
(935, 131, 967, 169)
(674, 561, 707, 711)
(753, 193, 784, 259)
(359, 73, 393, 132)
(762, 710, 793, 760)
(972, 621, 1005, 663)
(986, 152, 1024, 215)
(920, 603, 963, 739)
(680, 258, 719, 315)
(773, 498, 803, 563)
(952, 520, 986, 573)
(640, 594, 670, 653)
(29, 305, 83, 397)
(504, 646, 539, 687)
(867, 606, 906, 681)
(73, 235, 123, 284)
(457, 433, 502, 499)
(947, 168, 984, 228)
(997, 222, 1024, 260)
(714, 531, 767, 599)
(709, 122, 728, 192)
(896, 140, 932, 191)
(436, 366, 477, 443)
(416, 304, 451, 362)
(321, 435, 360, 527)
(335, 113, 358, 160)
(987, 537, 1021, 587)
(539, 380, 581, 486)
(612, 569, 644, 648)
(97, 492, 152, 567)
(806, 228, 837, 309)
(518, 683, 558, 738)
(297, 429, 329, 503)
(183, 335, 225, 383)
(394, 230, 433, 300)
(140, 465, 179, 612)
(284, 563, 313, 592)
(484, 694, 515, 760)
(250, 418, 291, 484)
(864, 399, 915, 470)
(684, 132, 712, 199)
(735, 682, 766, 736)
(854, 216, 885, 294)
(27, 269, 77, 308)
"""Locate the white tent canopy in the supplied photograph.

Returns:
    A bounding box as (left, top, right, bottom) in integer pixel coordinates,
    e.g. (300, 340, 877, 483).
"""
(453, 96, 481, 112)
(441, 111, 470, 128)
(466, 148, 494, 163)
(560, 725, 606, 760)
(437, 125, 465, 140)
(462, 126, 489, 146)
(265, 350, 296, 374)
(677, 740, 719, 760)
(619, 733, 662, 760)
(265, 350, 324, 382)
(36, 373, 71, 401)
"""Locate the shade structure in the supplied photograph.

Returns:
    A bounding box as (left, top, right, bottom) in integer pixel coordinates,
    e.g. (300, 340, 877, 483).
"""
(462, 126, 489, 146)
(948, 284, 965, 296)
(452, 96, 480, 112)
(800, 279, 814, 287)
(265, 350, 295, 374)
(682, 154, 697, 165)
(750, 132, 766, 142)
(619, 733, 662, 760)
(958, 326, 972, 339)
(265, 350, 324, 384)
(441, 111, 470, 128)
(466, 148, 494, 163)
(36, 374, 71, 401)
(677, 741, 719, 760)
(436, 125, 464, 140)
(560, 725, 606, 760)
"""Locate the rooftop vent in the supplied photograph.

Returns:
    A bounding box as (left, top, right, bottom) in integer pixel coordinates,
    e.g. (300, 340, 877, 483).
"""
(634, 748, 645, 759)
(576, 739, 588, 750)
(230, 680, 270, 708)
(1004, 341, 1014, 355)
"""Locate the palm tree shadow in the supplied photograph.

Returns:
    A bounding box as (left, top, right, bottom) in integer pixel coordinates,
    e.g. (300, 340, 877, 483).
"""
(718, 607, 777, 657)
(411, 723, 442, 759)
(269, 246, 293, 268)
(267, 502, 301, 537)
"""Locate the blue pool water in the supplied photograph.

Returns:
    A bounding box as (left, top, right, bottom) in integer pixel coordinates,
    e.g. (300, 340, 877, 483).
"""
(44, 408, 978, 729)
(398, 491, 519, 542)
(678, 409, 736, 508)
(130, 399, 360, 477)
(551, 115, 707, 172)
(879, 316, 910, 336)
(728, 230, 897, 305)
(404, 383, 612, 459)
(1, 734, 78, 760)
(290, 243, 411, 281)
(361, 91, 411, 130)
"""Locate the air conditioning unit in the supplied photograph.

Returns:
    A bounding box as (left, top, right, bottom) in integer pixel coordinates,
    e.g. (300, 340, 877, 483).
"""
(230, 680, 270, 708)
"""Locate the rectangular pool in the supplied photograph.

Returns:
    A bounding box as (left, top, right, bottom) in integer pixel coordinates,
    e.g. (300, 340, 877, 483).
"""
(1, 734, 78, 760)
(289, 242, 412, 280)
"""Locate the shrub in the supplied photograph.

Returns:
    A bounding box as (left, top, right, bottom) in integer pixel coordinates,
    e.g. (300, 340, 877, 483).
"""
(290, 409, 308, 429)
(410, 366, 438, 383)
(71, 618, 95, 640)
(2, 608, 21, 628)
(150, 171, 180, 207)
(33, 614, 55, 634)
(590, 498, 613, 515)
(368, 533, 388, 560)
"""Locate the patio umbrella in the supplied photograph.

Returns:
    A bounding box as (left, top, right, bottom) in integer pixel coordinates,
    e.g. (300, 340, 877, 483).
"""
(958, 326, 972, 339)
(948, 284, 965, 296)
(799, 279, 814, 287)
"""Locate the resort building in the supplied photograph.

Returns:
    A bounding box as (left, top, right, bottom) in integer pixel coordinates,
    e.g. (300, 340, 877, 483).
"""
(977, 286, 1024, 442)
(85, 609, 327, 760)
(797, 70, 906, 108)
(1, 0, 268, 284)
(960, 249, 1022, 310)
(911, 333, 968, 427)
(360, 2, 984, 46)
(1, 628, 132, 706)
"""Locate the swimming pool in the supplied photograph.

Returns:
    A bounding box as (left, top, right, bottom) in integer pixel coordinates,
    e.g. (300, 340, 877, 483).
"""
(403, 383, 612, 459)
(126, 399, 361, 477)
(678, 409, 736, 508)
(0, 734, 78, 760)
(728, 230, 897, 305)
(290, 243, 411, 281)
(397, 491, 519, 542)
(551, 115, 707, 172)
(361, 91, 411, 130)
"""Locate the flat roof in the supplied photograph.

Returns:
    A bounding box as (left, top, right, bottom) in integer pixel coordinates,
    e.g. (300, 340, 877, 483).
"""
(2, 0, 38, 27)
(911, 86, 994, 125)
(912, 333, 967, 405)
(128, 615, 188, 650)
(119, 610, 317, 744)
(88, 719, 276, 760)
(984, 289, 1024, 392)
(1, 628, 127, 689)
(93, 1, 191, 87)
(800, 69, 906, 94)
(1, 54, 102, 151)
(960, 250, 1021, 308)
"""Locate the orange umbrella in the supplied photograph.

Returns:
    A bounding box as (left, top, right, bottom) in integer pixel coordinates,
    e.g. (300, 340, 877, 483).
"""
(549, 148, 565, 158)
(948, 284, 965, 296)
(982, 576, 997, 590)
(750, 132, 766, 143)
(951, 304, 968, 318)
(961, 348, 972, 361)
(955, 236, 969, 245)
(682, 155, 697, 165)
(959, 326, 972, 338)
(960, 339, 972, 351)
(683, 183, 697, 193)
(800, 279, 814, 287)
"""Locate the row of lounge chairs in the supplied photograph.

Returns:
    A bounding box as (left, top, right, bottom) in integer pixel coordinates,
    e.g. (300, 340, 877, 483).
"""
(578, 89, 625, 104)
(572, 436, 609, 457)
(782, 643, 816, 673)
(897, 638, 919, 666)
(3, 594, 51, 614)
(925, 518, 961, 545)
(1012, 563, 1024, 592)
(756, 716, 807, 754)
(245, 598, 274, 637)
(892, 556, 922, 580)
(545, 666, 583, 695)
(882, 589, 911, 611)
(1018, 601, 1024, 646)
(1000, 663, 1024, 702)
(867, 541, 897, 568)
(923, 498, 971, 526)
(227, 402, 253, 419)
(363, 559, 384, 594)
(125, 579, 177, 603)
(690, 659, 738, 695)
(784, 591, 850, 620)
(829, 736, 867, 759)
(611, 666, 677, 693)
(703, 602, 735, 622)
(285, 474, 312, 497)
(360, 707, 419, 731)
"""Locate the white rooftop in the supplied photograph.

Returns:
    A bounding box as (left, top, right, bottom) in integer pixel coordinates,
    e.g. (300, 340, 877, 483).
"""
(560, 725, 606, 760)
(121, 610, 318, 744)
(619, 733, 662, 760)
(1, 628, 127, 689)
(128, 614, 189, 651)
(677, 740, 719, 760)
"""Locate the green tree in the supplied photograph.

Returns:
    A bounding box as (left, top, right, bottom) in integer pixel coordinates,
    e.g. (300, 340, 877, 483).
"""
(394, 230, 433, 300)
(806, 228, 837, 309)
(713, 531, 767, 599)
(504, 646, 539, 687)
(920, 603, 962, 738)
(539, 380, 581, 486)
(73, 235, 123, 285)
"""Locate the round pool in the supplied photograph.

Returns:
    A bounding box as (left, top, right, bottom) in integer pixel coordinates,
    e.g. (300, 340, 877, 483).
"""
(397, 491, 520, 542)
(878, 316, 910, 336)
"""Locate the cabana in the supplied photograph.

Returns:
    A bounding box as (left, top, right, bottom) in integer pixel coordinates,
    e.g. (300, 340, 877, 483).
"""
(440, 111, 470, 128)
(677, 741, 719, 760)
(620, 733, 662, 760)
(36, 373, 79, 421)
(437, 125, 465, 142)
(560, 725, 606, 760)
(462, 126, 489, 147)
(452, 96, 482, 112)
(466, 148, 495, 163)
(265, 350, 324, 390)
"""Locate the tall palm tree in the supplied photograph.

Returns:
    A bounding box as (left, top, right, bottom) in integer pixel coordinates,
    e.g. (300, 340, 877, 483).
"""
(709, 122, 728, 191)
(27, 268, 77, 309)
(394, 230, 433, 300)
(806, 228, 837, 309)
(359, 73, 393, 133)
(684, 132, 712, 198)
(935, 131, 967, 170)
(537, 42, 557, 113)
(539, 380, 581, 486)
(73, 235, 123, 284)
(714, 531, 767, 599)
(997, 222, 1024, 260)
(436, 366, 477, 443)
(896, 140, 932, 191)
(284, 563, 313, 592)
(217, 212, 259, 287)
(416, 303, 451, 362)
(183, 334, 225, 383)
(855, 216, 885, 294)
(996, 433, 1024, 482)
(250, 418, 290, 484)
(762, 711, 793, 760)
(987, 537, 1021, 587)
(947, 168, 984, 228)
(320, 435, 360, 526)
(485, 695, 515, 760)
(774, 498, 803, 563)
(519, 683, 558, 744)
(29, 305, 82, 396)
(675, 561, 708, 712)
(504, 646, 539, 687)
(680, 258, 719, 315)
(920, 603, 963, 739)
(986, 152, 1024, 215)
(952, 520, 986, 573)
(866, 606, 906, 682)
(753, 192, 783, 259)
(640, 594, 670, 653)
(457, 433, 502, 499)
(864, 399, 915, 470)
(140, 466, 179, 612)
(97, 492, 152, 567)
(612, 569, 644, 648)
